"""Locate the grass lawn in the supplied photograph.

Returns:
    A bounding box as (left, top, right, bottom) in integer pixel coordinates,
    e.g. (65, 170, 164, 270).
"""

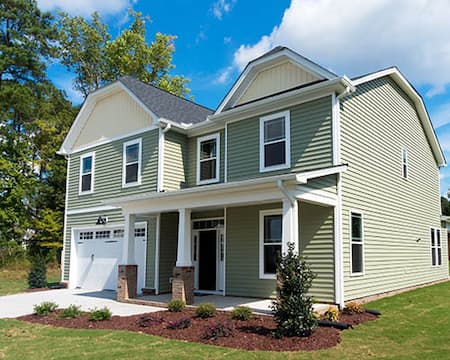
(0, 281, 449, 359)
(0, 267, 61, 296)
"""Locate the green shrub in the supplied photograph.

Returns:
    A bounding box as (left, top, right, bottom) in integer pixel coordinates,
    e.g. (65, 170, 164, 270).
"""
(271, 243, 318, 337)
(321, 306, 339, 322)
(343, 302, 365, 315)
(33, 301, 58, 316)
(231, 306, 253, 321)
(167, 299, 185, 312)
(202, 322, 234, 340)
(89, 307, 112, 321)
(138, 315, 163, 328)
(195, 303, 216, 318)
(28, 256, 47, 289)
(59, 304, 82, 319)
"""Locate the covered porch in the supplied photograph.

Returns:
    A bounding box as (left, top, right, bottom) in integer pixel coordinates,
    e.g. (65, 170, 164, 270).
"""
(106, 165, 347, 308)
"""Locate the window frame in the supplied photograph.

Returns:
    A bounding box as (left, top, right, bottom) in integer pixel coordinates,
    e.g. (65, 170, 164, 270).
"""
(259, 209, 283, 279)
(79, 152, 95, 195)
(430, 227, 442, 267)
(402, 148, 408, 179)
(122, 138, 142, 188)
(259, 110, 291, 173)
(196, 133, 220, 185)
(349, 210, 365, 277)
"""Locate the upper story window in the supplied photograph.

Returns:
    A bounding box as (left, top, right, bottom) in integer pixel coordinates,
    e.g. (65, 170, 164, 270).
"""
(123, 138, 142, 187)
(197, 133, 220, 185)
(259, 209, 282, 279)
(79, 152, 94, 195)
(431, 228, 442, 266)
(350, 211, 364, 276)
(402, 149, 408, 179)
(259, 111, 290, 172)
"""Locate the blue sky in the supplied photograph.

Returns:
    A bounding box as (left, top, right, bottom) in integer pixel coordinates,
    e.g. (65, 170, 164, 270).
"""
(40, 0, 450, 195)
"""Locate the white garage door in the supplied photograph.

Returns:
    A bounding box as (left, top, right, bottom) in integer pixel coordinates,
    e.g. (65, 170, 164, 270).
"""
(74, 224, 147, 293)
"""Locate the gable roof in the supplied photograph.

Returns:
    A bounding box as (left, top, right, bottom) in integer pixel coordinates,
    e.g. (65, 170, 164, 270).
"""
(119, 76, 213, 125)
(215, 46, 337, 114)
(352, 67, 446, 167)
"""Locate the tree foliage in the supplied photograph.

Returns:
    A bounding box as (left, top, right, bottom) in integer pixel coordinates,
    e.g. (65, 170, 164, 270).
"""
(441, 196, 450, 216)
(271, 243, 318, 337)
(58, 10, 190, 98)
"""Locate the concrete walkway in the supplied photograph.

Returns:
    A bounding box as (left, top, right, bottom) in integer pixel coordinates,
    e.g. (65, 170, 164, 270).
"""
(0, 289, 163, 318)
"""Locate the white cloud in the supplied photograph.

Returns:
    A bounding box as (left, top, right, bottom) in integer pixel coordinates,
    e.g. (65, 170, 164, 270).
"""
(37, 0, 135, 17)
(215, 66, 233, 84)
(230, 0, 450, 92)
(431, 102, 450, 128)
(212, 0, 235, 20)
(224, 36, 232, 44)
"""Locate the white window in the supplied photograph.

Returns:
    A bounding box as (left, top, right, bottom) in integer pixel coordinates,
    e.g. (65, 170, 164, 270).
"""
(122, 138, 142, 187)
(259, 209, 282, 279)
(197, 133, 220, 185)
(350, 211, 364, 276)
(95, 230, 111, 239)
(402, 149, 408, 179)
(79, 153, 94, 194)
(135, 227, 146, 237)
(113, 229, 124, 238)
(431, 228, 442, 266)
(259, 111, 290, 172)
(79, 231, 93, 240)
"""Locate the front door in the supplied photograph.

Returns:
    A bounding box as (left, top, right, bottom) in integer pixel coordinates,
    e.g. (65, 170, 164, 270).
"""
(198, 230, 216, 291)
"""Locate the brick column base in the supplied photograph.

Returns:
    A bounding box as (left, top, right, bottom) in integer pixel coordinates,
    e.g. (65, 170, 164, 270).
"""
(172, 266, 195, 305)
(117, 264, 137, 302)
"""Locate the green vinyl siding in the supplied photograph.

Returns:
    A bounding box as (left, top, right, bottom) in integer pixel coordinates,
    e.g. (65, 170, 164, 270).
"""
(227, 96, 332, 182)
(144, 216, 157, 289)
(305, 175, 337, 195)
(192, 209, 224, 219)
(186, 130, 225, 187)
(340, 76, 448, 300)
(226, 202, 335, 302)
(164, 131, 188, 191)
(158, 212, 178, 293)
(67, 129, 158, 210)
(226, 203, 281, 298)
(299, 202, 335, 302)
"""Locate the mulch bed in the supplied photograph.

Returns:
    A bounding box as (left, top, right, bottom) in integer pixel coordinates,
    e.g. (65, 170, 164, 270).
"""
(17, 309, 378, 352)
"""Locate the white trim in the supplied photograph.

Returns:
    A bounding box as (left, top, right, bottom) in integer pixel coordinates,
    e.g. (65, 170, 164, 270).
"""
(349, 210, 365, 277)
(215, 48, 336, 114)
(334, 173, 344, 308)
(66, 205, 120, 216)
(224, 123, 228, 182)
(196, 133, 220, 185)
(295, 186, 338, 207)
(259, 208, 283, 280)
(176, 208, 193, 267)
(296, 164, 348, 184)
(430, 227, 443, 267)
(352, 67, 445, 167)
(259, 110, 291, 173)
(154, 214, 161, 294)
(122, 138, 142, 188)
(61, 155, 71, 282)
(223, 207, 227, 295)
(332, 93, 341, 165)
(157, 128, 165, 192)
(78, 152, 95, 195)
(402, 148, 408, 180)
(70, 126, 158, 155)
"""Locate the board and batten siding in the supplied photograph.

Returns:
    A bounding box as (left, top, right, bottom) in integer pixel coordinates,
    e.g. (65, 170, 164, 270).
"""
(226, 202, 335, 302)
(62, 210, 157, 289)
(340, 76, 448, 301)
(73, 89, 154, 149)
(186, 130, 225, 187)
(164, 131, 188, 191)
(67, 129, 159, 210)
(227, 96, 333, 182)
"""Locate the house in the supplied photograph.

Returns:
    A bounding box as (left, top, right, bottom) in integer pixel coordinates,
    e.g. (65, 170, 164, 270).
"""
(59, 47, 448, 307)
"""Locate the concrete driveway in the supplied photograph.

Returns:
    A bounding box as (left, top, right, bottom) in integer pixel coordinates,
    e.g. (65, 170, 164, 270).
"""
(0, 289, 163, 318)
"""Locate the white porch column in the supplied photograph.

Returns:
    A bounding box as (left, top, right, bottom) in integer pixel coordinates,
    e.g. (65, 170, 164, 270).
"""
(122, 213, 136, 264)
(176, 208, 192, 267)
(282, 198, 299, 255)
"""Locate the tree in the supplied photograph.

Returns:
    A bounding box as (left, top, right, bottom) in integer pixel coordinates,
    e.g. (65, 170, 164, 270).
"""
(58, 10, 190, 98)
(441, 196, 450, 216)
(271, 243, 318, 337)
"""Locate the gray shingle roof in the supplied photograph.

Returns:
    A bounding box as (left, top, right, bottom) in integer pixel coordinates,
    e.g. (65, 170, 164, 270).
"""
(119, 76, 213, 125)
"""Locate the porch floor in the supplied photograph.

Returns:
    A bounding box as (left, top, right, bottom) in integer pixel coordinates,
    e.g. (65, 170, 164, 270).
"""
(137, 293, 331, 314)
